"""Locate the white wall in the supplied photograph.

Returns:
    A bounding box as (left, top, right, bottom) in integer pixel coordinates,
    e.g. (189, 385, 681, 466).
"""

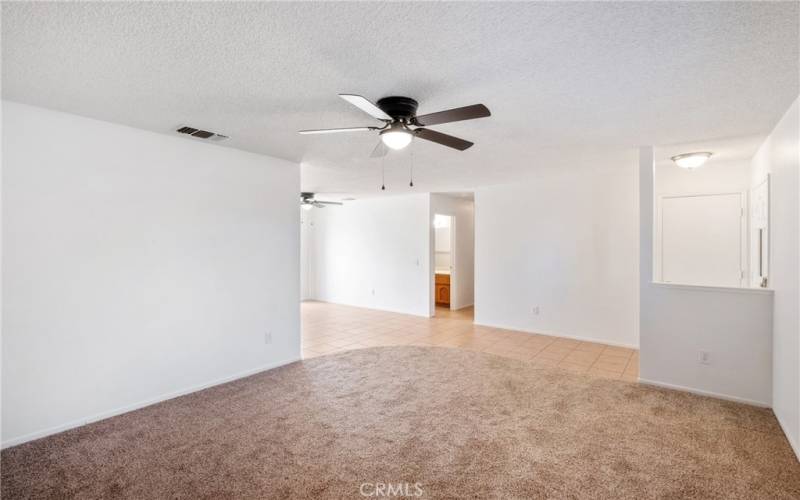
(306, 194, 431, 316)
(639, 146, 774, 407)
(2, 102, 301, 447)
(430, 195, 474, 312)
(474, 165, 640, 348)
(750, 97, 800, 455)
(656, 159, 752, 196)
(639, 283, 773, 405)
(300, 209, 313, 301)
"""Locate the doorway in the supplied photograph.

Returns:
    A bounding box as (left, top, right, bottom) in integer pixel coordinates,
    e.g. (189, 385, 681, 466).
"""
(429, 193, 475, 318)
(434, 214, 455, 310)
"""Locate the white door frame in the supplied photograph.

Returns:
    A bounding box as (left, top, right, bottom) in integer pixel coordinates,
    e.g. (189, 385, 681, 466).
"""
(749, 176, 770, 288)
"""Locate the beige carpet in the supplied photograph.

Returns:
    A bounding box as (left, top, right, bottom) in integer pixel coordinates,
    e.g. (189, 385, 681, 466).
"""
(3, 346, 799, 499)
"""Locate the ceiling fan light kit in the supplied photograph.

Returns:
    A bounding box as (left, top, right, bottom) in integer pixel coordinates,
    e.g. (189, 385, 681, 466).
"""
(380, 123, 413, 150)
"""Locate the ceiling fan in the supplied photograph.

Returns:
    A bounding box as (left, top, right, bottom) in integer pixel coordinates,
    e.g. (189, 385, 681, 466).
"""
(299, 94, 490, 155)
(301, 192, 343, 210)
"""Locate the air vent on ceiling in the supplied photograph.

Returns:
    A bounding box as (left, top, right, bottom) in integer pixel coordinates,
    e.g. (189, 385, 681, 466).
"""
(175, 125, 230, 142)
(190, 129, 214, 139)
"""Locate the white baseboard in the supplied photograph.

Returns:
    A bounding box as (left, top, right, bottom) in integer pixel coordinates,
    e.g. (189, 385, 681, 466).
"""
(774, 411, 800, 462)
(638, 379, 799, 459)
(637, 378, 771, 408)
(473, 320, 639, 350)
(1, 355, 301, 449)
(308, 299, 430, 318)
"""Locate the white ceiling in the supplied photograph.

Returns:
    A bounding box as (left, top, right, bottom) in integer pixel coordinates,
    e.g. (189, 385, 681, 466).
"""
(3, 2, 798, 197)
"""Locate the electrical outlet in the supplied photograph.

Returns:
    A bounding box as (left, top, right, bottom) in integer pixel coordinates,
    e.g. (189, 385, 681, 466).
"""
(532, 306, 540, 315)
(371, 288, 375, 296)
(699, 350, 710, 365)
(264, 331, 272, 345)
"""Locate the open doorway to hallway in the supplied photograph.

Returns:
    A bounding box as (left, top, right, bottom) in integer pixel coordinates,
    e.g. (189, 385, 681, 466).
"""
(430, 193, 475, 317)
(434, 214, 455, 310)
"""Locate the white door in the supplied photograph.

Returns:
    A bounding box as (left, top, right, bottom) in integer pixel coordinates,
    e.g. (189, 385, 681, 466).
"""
(660, 193, 744, 287)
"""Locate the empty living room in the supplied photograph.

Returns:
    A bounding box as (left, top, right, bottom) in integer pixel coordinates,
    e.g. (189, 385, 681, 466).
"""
(2, 1, 800, 498)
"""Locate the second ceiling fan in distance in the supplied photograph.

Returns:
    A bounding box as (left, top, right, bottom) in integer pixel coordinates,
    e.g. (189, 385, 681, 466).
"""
(299, 94, 491, 157)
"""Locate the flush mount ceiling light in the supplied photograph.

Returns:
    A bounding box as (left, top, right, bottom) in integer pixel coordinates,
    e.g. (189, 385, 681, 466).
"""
(671, 152, 713, 170)
(380, 123, 413, 150)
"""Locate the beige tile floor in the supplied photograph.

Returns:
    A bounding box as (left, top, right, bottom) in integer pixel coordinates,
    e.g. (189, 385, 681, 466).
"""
(302, 301, 639, 382)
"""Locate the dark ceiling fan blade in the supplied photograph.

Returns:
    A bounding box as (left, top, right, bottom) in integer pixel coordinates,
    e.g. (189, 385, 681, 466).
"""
(338, 94, 393, 121)
(414, 128, 474, 151)
(299, 126, 377, 134)
(370, 141, 389, 158)
(413, 104, 491, 127)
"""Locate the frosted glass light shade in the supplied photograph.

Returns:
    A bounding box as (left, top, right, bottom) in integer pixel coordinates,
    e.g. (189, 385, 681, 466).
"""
(381, 129, 413, 150)
(671, 152, 713, 170)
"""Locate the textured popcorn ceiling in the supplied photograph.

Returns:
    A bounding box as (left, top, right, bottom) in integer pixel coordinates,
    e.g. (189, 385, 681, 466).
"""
(3, 2, 798, 196)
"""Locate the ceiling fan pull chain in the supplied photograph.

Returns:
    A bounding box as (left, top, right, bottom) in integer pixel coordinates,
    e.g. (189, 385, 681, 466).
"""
(409, 148, 414, 187)
(381, 155, 386, 191)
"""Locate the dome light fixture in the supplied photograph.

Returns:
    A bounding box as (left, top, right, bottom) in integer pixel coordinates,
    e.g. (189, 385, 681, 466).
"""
(671, 152, 713, 170)
(380, 123, 413, 150)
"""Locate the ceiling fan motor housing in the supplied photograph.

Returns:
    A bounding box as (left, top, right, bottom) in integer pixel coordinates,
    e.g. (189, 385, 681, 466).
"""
(376, 96, 419, 121)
